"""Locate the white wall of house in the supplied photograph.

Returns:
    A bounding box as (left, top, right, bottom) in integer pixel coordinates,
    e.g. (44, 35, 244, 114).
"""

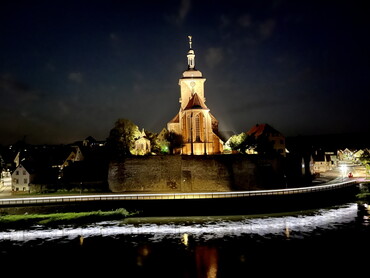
(11, 164, 30, 192)
(313, 161, 331, 173)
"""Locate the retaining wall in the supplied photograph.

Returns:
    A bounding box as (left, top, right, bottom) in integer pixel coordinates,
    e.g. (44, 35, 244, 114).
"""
(108, 155, 283, 193)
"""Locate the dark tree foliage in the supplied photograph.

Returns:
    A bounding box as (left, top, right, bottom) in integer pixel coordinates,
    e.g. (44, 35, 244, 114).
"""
(145, 130, 161, 154)
(165, 131, 184, 154)
(254, 135, 276, 156)
(229, 132, 277, 156)
(359, 149, 370, 164)
(228, 132, 247, 151)
(106, 118, 139, 160)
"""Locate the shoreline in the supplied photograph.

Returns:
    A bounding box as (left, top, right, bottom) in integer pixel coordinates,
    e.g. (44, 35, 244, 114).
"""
(0, 208, 135, 229)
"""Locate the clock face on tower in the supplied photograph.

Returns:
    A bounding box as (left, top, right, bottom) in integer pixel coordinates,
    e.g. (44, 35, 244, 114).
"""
(190, 81, 196, 87)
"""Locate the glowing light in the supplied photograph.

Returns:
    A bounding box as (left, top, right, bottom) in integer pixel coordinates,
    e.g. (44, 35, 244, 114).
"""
(340, 165, 348, 180)
(182, 233, 189, 246)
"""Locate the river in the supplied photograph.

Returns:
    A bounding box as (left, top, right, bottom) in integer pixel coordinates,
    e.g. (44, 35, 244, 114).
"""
(1, 200, 369, 277)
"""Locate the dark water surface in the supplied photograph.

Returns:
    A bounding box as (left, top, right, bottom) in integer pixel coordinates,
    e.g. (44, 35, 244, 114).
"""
(1, 202, 369, 277)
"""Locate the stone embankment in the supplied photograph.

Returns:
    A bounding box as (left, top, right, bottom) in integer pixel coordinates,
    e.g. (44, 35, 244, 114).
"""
(108, 155, 284, 193)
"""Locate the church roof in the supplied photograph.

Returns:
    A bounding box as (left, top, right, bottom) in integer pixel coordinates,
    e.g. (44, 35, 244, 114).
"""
(184, 93, 208, 110)
(168, 113, 179, 123)
(182, 69, 203, 78)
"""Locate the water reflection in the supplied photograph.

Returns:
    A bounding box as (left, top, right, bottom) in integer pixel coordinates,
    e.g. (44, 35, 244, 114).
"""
(1, 202, 369, 277)
(0, 203, 361, 241)
(195, 246, 218, 278)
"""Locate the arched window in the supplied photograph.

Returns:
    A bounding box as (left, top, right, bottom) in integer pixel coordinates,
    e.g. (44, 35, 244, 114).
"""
(186, 116, 191, 142)
(195, 114, 201, 142)
(182, 117, 187, 142)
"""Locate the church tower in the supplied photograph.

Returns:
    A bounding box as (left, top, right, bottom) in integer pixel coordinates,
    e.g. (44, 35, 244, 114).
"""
(167, 36, 223, 155)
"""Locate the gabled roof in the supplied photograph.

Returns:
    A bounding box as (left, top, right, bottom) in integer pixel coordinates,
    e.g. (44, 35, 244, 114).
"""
(184, 93, 208, 110)
(168, 113, 179, 123)
(246, 123, 283, 138)
(13, 161, 35, 175)
(85, 136, 96, 142)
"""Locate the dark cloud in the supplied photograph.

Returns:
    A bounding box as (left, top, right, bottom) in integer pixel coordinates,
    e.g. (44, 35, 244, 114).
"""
(0, 74, 41, 103)
(205, 47, 224, 69)
(0, 0, 369, 145)
(68, 72, 84, 83)
(164, 0, 192, 25)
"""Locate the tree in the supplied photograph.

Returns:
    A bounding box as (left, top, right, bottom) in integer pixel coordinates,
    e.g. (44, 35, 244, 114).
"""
(254, 135, 276, 156)
(165, 131, 184, 154)
(226, 132, 247, 152)
(145, 130, 161, 154)
(226, 132, 276, 156)
(106, 118, 140, 160)
(359, 149, 370, 177)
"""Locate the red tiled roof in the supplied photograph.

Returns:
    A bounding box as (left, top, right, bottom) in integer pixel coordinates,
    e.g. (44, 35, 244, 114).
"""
(246, 124, 283, 138)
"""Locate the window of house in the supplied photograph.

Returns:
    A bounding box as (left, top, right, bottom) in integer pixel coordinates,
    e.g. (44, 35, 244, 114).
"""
(23, 170, 26, 175)
(24, 178, 28, 184)
(16, 171, 19, 175)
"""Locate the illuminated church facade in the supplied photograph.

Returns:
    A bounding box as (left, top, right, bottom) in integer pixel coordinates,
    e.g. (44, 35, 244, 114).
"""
(167, 36, 224, 155)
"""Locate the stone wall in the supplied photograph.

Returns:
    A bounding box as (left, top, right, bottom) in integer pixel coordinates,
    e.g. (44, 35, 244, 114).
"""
(108, 155, 284, 193)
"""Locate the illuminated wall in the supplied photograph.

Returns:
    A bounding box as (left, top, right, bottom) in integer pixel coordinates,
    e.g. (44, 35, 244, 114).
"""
(108, 155, 285, 193)
(167, 37, 223, 155)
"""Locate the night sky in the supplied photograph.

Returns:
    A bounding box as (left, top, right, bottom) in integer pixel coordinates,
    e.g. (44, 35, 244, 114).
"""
(1, 0, 369, 145)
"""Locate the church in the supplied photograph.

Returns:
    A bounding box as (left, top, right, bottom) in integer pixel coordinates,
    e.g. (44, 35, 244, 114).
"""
(167, 36, 224, 155)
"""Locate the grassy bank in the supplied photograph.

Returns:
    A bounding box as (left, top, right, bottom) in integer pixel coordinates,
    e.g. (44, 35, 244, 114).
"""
(0, 208, 135, 229)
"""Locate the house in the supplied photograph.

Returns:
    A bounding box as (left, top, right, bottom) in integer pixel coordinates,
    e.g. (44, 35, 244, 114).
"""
(1, 169, 12, 188)
(337, 148, 356, 162)
(62, 146, 84, 168)
(134, 129, 151, 155)
(82, 136, 106, 148)
(11, 163, 34, 192)
(246, 124, 286, 157)
(312, 151, 334, 173)
(46, 145, 84, 170)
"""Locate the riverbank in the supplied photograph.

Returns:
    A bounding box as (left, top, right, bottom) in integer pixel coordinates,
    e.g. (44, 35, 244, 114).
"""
(0, 208, 134, 229)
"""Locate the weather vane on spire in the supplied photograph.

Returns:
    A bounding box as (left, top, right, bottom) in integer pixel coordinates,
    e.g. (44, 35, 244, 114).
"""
(188, 35, 192, 49)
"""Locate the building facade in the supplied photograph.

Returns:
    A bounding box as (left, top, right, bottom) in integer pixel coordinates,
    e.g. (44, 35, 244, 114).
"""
(1, 170, 12, 188)
(246, 124, 286, 157)
(11, 164, 32, 192)
(167, 36, 223, 155)
(134, 129, 151, 155)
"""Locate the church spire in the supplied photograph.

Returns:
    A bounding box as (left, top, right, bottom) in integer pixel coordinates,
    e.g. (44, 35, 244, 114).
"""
(187, 35, 195, 69)
(188, 35, 193, 49)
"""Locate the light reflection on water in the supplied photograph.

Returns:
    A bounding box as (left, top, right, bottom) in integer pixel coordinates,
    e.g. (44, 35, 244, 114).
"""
(1, 202, 369, 277)
(0, 203, 361, 242)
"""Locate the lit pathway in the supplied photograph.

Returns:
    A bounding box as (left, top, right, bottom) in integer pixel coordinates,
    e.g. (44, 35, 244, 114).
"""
(0, 179, 360, 206)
